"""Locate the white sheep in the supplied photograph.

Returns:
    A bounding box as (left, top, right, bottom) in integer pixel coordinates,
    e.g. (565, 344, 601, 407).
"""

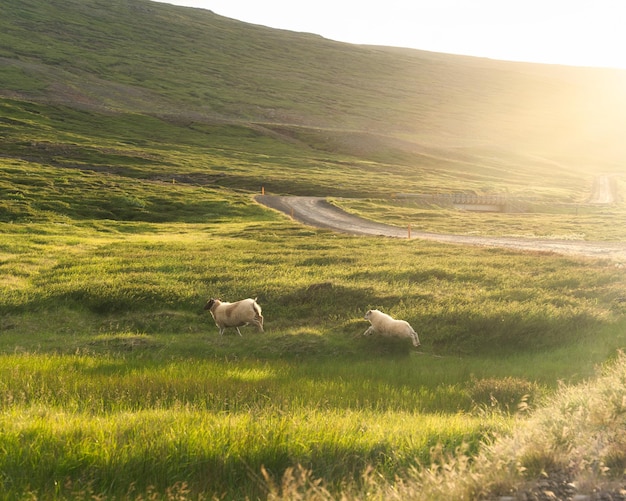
(363, 309, 420, 347)
(204, 297, 264, 336)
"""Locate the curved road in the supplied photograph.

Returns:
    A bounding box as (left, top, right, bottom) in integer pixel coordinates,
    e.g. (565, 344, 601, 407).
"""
(256, 194, 626, 261)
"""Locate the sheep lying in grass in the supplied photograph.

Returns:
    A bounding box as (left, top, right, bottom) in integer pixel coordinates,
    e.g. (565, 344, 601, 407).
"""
(204, 298, 264, 336)
(363, 309, 420, 347)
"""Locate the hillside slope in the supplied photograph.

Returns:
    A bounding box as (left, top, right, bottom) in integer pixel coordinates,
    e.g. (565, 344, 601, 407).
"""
(2, 0, 626, 183)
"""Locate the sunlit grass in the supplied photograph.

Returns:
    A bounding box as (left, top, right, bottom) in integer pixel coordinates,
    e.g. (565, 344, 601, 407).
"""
(249, 354, 626, 500)
(0, 344, 517, 499)
(1, 95, 616, 205)
(2, 218, 624, 355)
(0, 209, 624, 497)
(1, 208, 625, 497)
(1, 110, 625, 496)
(0, 403, 508, 499)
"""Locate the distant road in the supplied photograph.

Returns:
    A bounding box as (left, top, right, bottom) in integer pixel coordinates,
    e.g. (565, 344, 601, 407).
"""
(256, 193, 626, 261)
(588, 175, 615, 204)
(256, 196, 407, 237)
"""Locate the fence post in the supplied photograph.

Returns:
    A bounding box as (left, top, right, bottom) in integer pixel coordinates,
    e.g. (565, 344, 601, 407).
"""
(408, 223, 411, 239)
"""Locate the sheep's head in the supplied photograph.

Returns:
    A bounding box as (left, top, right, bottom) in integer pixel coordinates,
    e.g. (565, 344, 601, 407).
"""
(364, 310, 373, 320)
(204, 298, 220, 311)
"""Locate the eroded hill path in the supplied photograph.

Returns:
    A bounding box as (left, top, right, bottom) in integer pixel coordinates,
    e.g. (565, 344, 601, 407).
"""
(256, 194, 626, 261)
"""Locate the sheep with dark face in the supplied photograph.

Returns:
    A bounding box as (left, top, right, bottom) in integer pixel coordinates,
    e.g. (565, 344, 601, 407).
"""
(204, 298, 264, 336)
(363, 309, 420, 347)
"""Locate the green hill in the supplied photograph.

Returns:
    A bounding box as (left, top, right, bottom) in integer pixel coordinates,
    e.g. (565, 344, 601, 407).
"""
(2, 0, 626, 189)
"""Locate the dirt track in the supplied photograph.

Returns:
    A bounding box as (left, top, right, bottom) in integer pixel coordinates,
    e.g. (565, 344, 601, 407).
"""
(588, 175, 615, 204)
(256, 195, 626, 261)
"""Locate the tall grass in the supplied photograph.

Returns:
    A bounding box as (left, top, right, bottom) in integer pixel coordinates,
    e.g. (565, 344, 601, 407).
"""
(2, 217, 624, 356)
(1, 207, 626, 497)
(262, 351, 626, 501)
(0, 404, 507, 499)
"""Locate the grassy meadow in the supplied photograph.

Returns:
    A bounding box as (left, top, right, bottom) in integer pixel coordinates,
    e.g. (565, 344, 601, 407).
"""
(2, 0, 626, 498)
(3, 131, 626, 498)
(3, 215, 626, 499)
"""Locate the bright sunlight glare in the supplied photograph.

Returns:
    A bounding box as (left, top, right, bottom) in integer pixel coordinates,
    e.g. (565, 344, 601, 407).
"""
(151, 0, 626, 69)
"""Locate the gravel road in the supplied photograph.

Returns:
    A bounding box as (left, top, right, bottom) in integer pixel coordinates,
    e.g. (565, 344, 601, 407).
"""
(256, 194, 626, 261)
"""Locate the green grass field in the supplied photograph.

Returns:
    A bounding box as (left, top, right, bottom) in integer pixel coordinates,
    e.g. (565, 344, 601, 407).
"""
(3, 68, 626, 501)
(3, 0, 626, 498)
(2, 169, 626, 497)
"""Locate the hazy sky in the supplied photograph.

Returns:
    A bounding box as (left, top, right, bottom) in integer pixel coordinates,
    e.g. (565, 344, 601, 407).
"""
(152, 0, 626, 69)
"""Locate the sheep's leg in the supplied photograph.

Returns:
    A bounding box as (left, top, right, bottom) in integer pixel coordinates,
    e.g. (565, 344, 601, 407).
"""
(236, 327, 243, 337)
(363, 326, 375, 336)
(219, 327, 225, 336)
(410, 330, 420, 347)
(252, 318, 264, 332)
